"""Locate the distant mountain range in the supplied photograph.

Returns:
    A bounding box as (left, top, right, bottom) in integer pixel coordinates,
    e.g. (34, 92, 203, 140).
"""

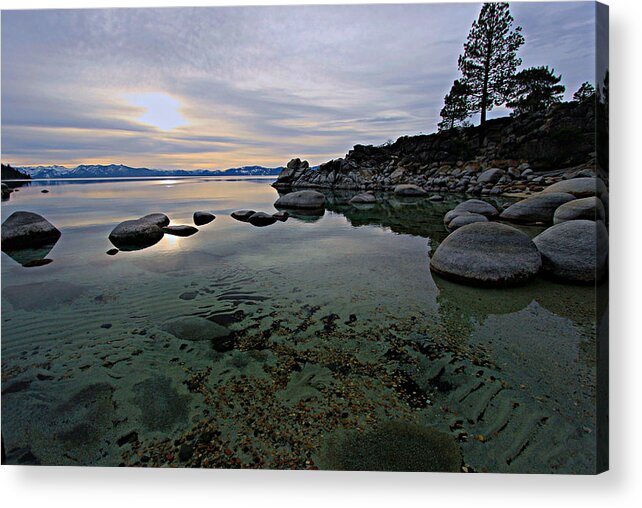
(12, 164, 284, 179)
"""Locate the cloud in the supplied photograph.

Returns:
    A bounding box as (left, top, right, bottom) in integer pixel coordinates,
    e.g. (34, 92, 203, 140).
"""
(1, 3, 596, 169)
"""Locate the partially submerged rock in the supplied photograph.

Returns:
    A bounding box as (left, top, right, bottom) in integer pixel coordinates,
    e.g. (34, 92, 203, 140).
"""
(274, 190, 325, 209)
(553, 196, 605, 224)
(273, 158, 310, 187)
(272, 211, 289, 222)
(500, 192, 576, 224)
(231, 210, 256, 222)
(193, 211, 215, 226)
(452, 199, 498, 218)
(109, 218, 164, 250)
(247, 212, 277, 227)
(162, 225, 199, 237)
(349, 193, 376, 204)
(430, 222, 542, 286)
(139, 213, 170, 228)
(393, 184, 427, 197)
(1, 211, 61, 250)
(533, 220, 608, 283)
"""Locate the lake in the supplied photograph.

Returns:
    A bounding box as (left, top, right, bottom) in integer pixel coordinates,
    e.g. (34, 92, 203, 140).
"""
(1, 177, 599, 472)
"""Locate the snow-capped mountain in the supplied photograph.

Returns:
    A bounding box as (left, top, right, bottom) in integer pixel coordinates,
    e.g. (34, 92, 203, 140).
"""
(15, 164, 284, 179)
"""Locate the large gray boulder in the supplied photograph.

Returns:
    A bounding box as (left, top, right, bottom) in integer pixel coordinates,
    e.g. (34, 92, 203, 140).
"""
(500, 192, 576, 224)
(274, 190, 325, 209)
(394, 184, 427, 197)
(452, 199, 498, 218)
(1, 211, 61, 250)
(533, 220, 608, 283)
(477, 168, 504, 184)
(447, 212, 488, 231)
(273, 158, 310, 187)
(553, 196, 606, 224)
(109, 218, 164, 249)
(430, 222, 542, 286)
(542, 177, 607, 198)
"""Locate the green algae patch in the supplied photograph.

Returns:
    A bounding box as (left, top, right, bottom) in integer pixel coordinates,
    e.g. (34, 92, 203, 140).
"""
(319, 421, 462, 472)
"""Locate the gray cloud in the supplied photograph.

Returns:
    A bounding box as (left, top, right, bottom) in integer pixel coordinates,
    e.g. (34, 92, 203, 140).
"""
(1, 3, 596, 169)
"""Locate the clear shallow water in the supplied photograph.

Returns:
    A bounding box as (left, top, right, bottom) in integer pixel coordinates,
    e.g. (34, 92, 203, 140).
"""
(1, 177, 598, 472)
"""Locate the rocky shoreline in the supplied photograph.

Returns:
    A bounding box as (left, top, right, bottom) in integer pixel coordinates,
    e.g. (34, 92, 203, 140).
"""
(273, 101, 602, 197)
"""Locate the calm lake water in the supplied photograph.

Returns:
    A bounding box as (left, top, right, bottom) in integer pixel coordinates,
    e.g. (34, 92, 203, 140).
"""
(1, 177, 599, 472)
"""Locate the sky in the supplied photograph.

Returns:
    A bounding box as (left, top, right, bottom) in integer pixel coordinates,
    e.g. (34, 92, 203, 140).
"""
(1, 2, 597, 170)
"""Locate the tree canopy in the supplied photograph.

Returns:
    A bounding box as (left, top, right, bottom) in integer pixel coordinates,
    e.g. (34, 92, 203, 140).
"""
(573, 81, 596, 103)
(438, 80, 473, 131)
(457, 2, 524, 129)
(507, 66, 565, 116)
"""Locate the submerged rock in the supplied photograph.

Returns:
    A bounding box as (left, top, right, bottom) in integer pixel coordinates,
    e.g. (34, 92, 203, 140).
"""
(500, 192, 576, 224)
(430, 222, 542, 286)
(349, 193, 376, 204)
(162, 225, 199, 236)
(162, 316, 233, 350)
(447, 212, 488, 231)
(231, 210, 256, 222)
(193, 211, 215, 226)
(533, 220, 608, 283)
(542, 177, 607, 198)
(247, 212, 277, 227)
(393, 184, 427, 197)
(1, 211, 61, 250)
(274, 190, 326, 209)
(553, 196, 605, 224)
(452, 199, 498, 218)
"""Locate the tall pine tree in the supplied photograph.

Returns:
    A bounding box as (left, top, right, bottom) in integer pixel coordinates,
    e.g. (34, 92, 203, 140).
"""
(438, 80, 473, 131)
(457, 2, 524, 133)
(507, 66, 565, 115)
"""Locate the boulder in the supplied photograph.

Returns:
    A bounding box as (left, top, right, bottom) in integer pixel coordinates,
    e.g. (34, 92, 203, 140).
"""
(274, 190, 325, 209)
(231, 210, 256, 222)
(162, 225, 199, 237)
(393, 184, 427, 197)
(272, 211, 289, 222)
(1, 211, 62, 250)
(500, 192, 576, 224)
(553, 196, 606, 224)
(109, 219, 164, 249)
(247, 212, 277, 227)
(193, 211, 215, 226)
(139, 213, 170, 228)
(428, 194, 444, 202)
(273, 158, 310, 187)
(447, 212, 488, 231)
(533, 220, 608, 283)
(542, 177, 607, 198)
(1, 183, 13, 199)
(477, 168, 504, 184)
(452, 199, 498, 218)
(349, 193, 376, 204)
(430, 222, 542, 286)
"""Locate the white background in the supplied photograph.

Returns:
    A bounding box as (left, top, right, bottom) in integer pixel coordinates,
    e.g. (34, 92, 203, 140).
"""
(0, 0, 640, 506)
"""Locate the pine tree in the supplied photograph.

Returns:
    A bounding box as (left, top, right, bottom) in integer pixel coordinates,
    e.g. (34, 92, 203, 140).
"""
(507, 66, 565, 116)
(573, 81, 596, 103)
(457, 2, 524, 133)
(438, 80, 473, 131)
